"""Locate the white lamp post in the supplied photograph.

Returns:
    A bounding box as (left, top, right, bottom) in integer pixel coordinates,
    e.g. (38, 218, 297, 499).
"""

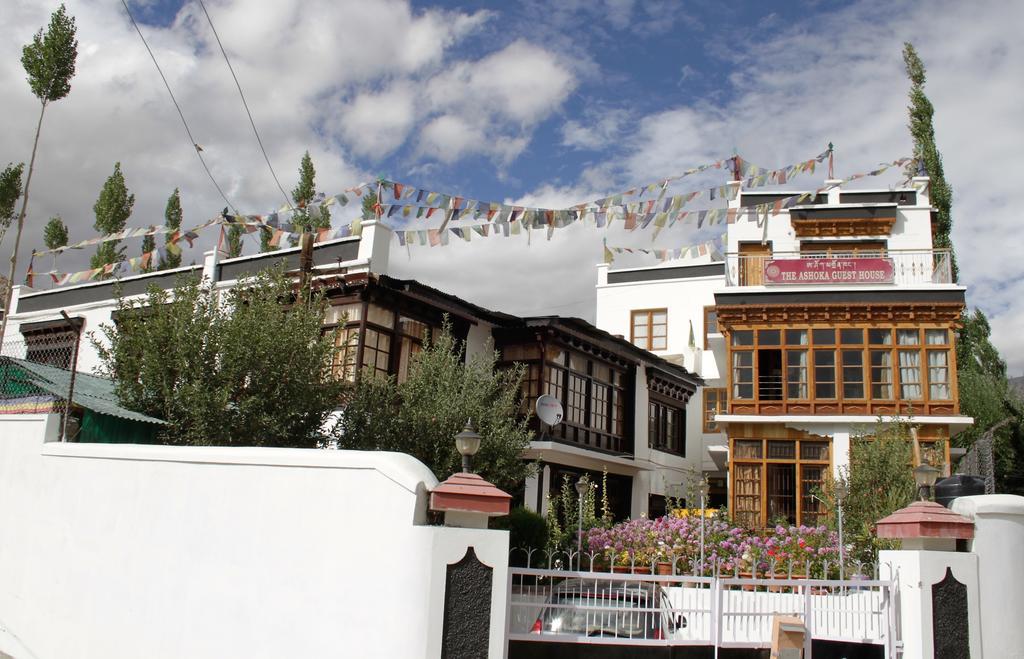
(454, 420, 481, 473)
(834, 480, 849, 581)
(575, 478, 589, 570)
(698, 480, 710, 576)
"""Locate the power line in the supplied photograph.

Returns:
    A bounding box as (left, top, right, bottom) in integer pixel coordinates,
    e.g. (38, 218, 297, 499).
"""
(196, 0, 293, 210)
(119, 0, 238, 214)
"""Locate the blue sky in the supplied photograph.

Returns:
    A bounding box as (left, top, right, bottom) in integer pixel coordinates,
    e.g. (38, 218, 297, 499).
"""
(2, 0, 1023, 373)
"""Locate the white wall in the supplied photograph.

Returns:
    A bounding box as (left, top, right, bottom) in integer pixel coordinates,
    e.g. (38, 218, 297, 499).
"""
(0, 415, 509, 659)
(596, 265, 728, 485)
(952, 494, 1024, 659)
(879, 549, 982, 659)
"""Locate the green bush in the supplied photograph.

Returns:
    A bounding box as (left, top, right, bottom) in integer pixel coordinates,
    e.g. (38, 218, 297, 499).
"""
(493, 506, 548, 556)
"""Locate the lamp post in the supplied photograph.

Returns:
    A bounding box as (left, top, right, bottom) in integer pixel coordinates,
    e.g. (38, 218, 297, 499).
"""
(913, 463, 941, 501)
(834, 480, 849, 581)
(698, 480, 710, 576)
(575, 478, 589, 570)
(454, 420, 481, 473)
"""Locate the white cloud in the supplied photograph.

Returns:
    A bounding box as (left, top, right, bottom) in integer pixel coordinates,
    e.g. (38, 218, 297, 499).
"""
(417, 115, 486, 163)
(561, 108, 629, 150)
(334, 83, 417, 159)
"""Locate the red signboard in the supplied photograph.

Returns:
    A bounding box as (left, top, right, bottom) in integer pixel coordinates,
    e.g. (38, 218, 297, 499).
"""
(763, 258, 894, 285)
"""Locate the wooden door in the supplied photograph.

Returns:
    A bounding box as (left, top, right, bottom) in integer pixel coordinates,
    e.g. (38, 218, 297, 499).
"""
(739, 242, 772, 285)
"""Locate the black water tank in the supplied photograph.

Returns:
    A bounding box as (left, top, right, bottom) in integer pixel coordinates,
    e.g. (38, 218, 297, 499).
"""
(934, 474, 986, 508)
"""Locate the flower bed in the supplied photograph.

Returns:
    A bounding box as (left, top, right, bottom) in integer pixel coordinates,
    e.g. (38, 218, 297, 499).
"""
(586, 516, 841, 577)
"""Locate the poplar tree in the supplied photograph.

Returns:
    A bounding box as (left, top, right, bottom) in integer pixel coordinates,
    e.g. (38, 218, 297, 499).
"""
(903, 42, 956, 281)
(140, 233, 155, 273)
(289, 151, 330, 245)
(0, 163, 24, 249)
(90, 162, 135, 275)
(226, 223, 243, 258)
(42, 215, 67, 250)
(1, 5, 78, 343)
(904, 44, 1024, 495)
(160, 188, 183, 269)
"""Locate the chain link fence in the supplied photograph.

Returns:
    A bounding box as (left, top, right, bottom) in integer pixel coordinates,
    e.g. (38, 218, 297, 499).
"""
(0, 328, 82, 423)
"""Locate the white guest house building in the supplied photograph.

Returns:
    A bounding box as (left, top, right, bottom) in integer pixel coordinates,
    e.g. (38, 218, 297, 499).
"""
(595, 175, 972, 527)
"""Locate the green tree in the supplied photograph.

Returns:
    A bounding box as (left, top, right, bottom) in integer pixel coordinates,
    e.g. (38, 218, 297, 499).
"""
(334, 321, 533, 493)
(42, 215, 67, 250)
(903, 42, 956, 281)
(824, 420, 941, 564)
(955, 310, 1024, 494)
(1, 4, 77, 343)
(93, 267, 345, 447)
(160, 188, 183, 270)
(90, 162, 134, 274)
(0, 163, 25, 249)
(288, 151, 330, 246)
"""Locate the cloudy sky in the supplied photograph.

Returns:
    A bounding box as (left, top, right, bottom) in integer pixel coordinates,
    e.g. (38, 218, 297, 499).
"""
(2, 0, 1023, 374)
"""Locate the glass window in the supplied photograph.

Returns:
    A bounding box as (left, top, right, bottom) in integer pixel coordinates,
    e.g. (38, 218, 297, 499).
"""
(800, 441, 829, 461)
(785, 329, 808, 345)
(703, 388, 725, 433)
(733, 351, 754, 399)
(361, 327, 391, 376)
(366, 304, 395, 328)
(898, 350, 922, 399)
(631, 309, 668, 351)
(814, 350, 836, 398)
(758, 329, 781, 345)
(842, 350, 865, 398)
(704, 307, 718, 348)
(325, 303, 361, 325)
(767, 441, 795, 459)
(330, 327, 359, 381)
(591, 382, 610, 431)
(734, 440, 762, 459)
(786, 350, 808, 399)
(731, 330, 754, 346)
(925, 329, 949, 345)
(870, 350, 893, 399)
(928, 350, 951, 400)
(812, 328, 835, 345)
(567, 373, 587, 425)
(840, 328, 864, 344)
(897, 329, 920, 345)
(801, 465, 826, 525)
(869, 328, 892, 345)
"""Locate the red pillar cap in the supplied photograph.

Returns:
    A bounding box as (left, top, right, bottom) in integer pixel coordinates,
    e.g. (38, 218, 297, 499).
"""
(430, 472, 512, 517)
(875, 500, 974, 540)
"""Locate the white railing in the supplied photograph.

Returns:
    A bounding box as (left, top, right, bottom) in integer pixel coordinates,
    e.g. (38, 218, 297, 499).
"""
(724, 248, 952, 287)
(507, 567, 900, 657)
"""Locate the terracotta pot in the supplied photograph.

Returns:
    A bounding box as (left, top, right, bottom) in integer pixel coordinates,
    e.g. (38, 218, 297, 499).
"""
(611, 565, 631, 574)
(633, 566, 652, 575)
(655, 562, 674, 576)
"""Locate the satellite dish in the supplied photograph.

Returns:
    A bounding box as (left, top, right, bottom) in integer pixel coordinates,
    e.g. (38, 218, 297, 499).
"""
(536, 394, 564, 426)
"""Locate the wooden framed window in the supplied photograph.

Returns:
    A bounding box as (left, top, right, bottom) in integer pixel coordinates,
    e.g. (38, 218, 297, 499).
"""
(648, 399, 685, 455)
(631, 309, 667, 351)
(703, 306, 718, 349)
(506, 344, 628, 453)
(726, 324, 957, 414)
(730, 436, 831, 527)
(703, 388, 726, 433)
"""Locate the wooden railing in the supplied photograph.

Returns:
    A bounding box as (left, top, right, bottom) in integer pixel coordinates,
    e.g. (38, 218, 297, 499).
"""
(724, 249, 953, 287)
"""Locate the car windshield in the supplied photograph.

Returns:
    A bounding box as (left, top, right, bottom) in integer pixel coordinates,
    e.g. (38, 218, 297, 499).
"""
(539, 589, 667, 638)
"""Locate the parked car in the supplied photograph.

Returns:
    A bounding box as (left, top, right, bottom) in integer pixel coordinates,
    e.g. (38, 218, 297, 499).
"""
(530, 578, 685, 640)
